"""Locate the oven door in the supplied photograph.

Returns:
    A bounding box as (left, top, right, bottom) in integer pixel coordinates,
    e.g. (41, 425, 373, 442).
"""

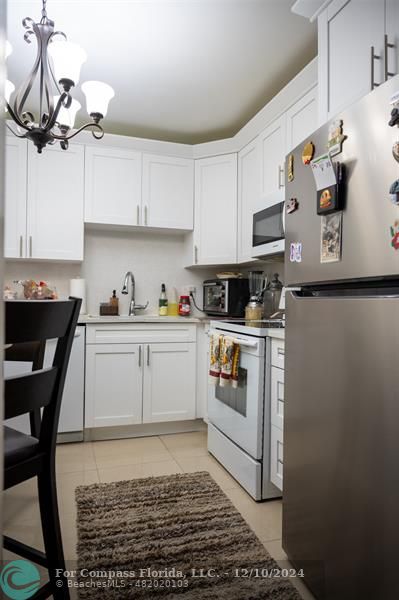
(203, 282, 227, 314)
(252, 199, 285, 258)
(207, 333, 265, 460)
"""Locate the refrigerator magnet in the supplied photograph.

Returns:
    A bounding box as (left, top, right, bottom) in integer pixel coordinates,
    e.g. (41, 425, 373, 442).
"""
(390, 221, 399, 250)
(286, 197, 299, 214)
(327, 120, 346, 157)
(392, 141, 399, 163)
(302, 141, 314, 165)
(320, 212, 342, 263)
(288, 154, 294, 182)
(389, 179, 399, 206)
(290, 242, 302, 263)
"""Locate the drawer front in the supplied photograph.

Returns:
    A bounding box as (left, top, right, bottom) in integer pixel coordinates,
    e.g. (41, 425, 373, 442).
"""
(271, 338, 285, 369)
(86, 323, 197, 344)
(271, 366, 284, 430)
(270, 425, 284, 491)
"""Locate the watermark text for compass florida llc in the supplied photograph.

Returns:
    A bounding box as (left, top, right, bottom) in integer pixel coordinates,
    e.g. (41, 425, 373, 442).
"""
(0, 559, 307, 598)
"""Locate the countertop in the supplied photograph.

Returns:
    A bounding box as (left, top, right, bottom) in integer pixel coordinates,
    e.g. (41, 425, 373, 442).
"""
(78, 314, 202, 324)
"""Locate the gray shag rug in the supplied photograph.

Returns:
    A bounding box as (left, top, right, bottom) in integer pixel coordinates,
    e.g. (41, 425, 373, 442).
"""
(76, 472, 302, 599)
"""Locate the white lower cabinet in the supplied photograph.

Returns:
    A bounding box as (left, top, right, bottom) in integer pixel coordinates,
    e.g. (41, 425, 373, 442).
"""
(85, 343, 143, 428)
(85, 324, 197, 429)
(270, 337, 285, 492)
(143, 342, 196, 423)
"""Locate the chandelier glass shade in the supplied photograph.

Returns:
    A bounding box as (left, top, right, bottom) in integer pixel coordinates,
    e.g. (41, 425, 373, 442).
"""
(5, 0, 114, 153)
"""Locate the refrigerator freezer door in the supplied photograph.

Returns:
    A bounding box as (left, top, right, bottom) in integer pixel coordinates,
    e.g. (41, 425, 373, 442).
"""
(285, 75, 399, 287)
(283, 291, 399, 599)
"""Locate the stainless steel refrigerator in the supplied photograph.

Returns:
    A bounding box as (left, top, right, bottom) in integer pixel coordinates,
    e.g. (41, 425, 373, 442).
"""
(283, 76, 399, 600)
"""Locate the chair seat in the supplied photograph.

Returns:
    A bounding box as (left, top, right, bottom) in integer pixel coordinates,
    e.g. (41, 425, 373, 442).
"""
(4, 426, 39, 468)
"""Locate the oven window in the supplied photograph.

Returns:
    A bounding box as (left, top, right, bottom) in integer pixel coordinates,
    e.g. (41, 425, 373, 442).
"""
(215, 367, 247, 417)
(253, 202, 284, 247)
(205, 286, 224, 310)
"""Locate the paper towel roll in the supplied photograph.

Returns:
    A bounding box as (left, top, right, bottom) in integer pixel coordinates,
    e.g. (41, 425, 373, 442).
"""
(69, 278, 86, 314)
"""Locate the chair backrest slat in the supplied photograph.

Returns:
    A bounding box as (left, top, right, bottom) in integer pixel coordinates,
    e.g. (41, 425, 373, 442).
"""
(4, 368, 58, 420)
(5, 300, 75, 344)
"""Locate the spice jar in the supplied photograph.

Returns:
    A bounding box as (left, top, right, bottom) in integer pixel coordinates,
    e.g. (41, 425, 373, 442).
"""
(178, 295, 191, 316)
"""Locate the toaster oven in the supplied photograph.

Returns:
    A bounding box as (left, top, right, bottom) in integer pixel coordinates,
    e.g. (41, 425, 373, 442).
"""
(203, 278, 249, 317)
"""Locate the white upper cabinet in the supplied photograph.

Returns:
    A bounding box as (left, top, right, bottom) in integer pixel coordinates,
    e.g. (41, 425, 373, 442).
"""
(237, 138, 261, 264)
(142, 154, 194, 230)
(386, 0, 399, 79)
(259, 114, 286, 206)
(4, 137, 27, 259)
(194, 154, 238, 265)
(318, 0, 386, 121)
(142, 342, 196, 423)
(286, 87, 318, 152)
(85, 145, 142, 226)
(27, 143, 84, 261)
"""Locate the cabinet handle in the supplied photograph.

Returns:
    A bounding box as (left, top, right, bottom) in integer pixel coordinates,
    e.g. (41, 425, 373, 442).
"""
(144, 206, 148, 226)
(278, 165, 284, 189)
(194, 245, 198, 264)
(384, 34, 396, 81)
(29, 235, 32, 257)
(137, 205, 140, 225)
(147, 345, 150, 366)
(19, 235, 23, 258)
(278, 348, 285, 357)
(138, 345, 142, 367)
(370, 46, 381, 89)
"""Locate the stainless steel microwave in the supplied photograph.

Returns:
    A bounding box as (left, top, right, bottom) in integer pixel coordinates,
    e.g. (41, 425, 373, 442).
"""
(252, 200, 285, 258)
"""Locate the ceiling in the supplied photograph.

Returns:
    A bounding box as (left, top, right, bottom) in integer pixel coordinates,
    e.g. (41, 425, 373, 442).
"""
(6, 0, 317, 144)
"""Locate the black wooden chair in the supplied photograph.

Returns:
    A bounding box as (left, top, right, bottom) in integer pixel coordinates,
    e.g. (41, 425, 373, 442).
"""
(4, 298, 81, 600)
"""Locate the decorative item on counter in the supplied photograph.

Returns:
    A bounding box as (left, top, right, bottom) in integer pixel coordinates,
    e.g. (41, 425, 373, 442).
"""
(327, 119, 346, 157)
(263, 273, 283, 318)
(167, 287, 179, 316)
(321, 212, 343, 263)
(69, 278, 86, 314)
(178, 295, 191, 316)
(390, 221, 399, 250)
(16, 279, 57, 300)
(311, 154, 345, 215)
(287, 154, 294, 182)
(302, 141, 315, 165)
(159, 283, 168, 316)
(389, 179, 399, 206)
(286, 197, 299, 214)
(3, 286, 17, 300)
(290, 242, 302, 263)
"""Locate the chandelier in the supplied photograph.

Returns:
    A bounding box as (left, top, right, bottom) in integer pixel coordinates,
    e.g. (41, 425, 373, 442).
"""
(4, 0, 114, 153)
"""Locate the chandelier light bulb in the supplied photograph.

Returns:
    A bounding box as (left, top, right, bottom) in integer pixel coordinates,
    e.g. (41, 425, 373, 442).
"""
(48, 40, 87, 89)
(54, 95, 81, 129)
(81, 81, 115, 120)
(5, 41, 13, 59)
(5, 80, 15, 105)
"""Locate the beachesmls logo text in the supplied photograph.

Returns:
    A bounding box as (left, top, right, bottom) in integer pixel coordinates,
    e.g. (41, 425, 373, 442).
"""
(0, 560, 40, 599)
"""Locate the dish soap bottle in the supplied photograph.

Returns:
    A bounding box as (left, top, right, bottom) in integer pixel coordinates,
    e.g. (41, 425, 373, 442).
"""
(110, 289, 119, 315)
(159, 283, 168, 316)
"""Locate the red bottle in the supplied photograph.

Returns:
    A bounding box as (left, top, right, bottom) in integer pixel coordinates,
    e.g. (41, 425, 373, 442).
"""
(178, 295, 191, 316)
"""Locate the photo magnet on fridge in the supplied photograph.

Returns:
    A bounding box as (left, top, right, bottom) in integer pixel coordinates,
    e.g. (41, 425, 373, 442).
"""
(321, 212, 343, 263)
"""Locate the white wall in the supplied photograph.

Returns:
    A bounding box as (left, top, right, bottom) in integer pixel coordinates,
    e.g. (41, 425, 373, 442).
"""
(4, 229, 284, 316)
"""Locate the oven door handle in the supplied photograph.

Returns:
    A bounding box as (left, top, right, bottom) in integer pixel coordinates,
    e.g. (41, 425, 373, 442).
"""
(208, 331, 258, 349)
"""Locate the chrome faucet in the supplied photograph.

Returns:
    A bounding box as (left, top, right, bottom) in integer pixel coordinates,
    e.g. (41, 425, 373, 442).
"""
(121, 271, 149, 316)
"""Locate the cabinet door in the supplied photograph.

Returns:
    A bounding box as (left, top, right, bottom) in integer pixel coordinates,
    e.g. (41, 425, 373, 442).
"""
(27, 143, 84, 260)
(386, 0, 399, 80)
(259, 114, 286, 206)
(84, 146, 142, 226)
(237, 138, 261, 264)
(286, 87, 318, 152)
(85, 344, 143, 428)
(194, 154, 237, 265)
(143, 342, 196, 423)
(142, 154, 194, 230)
(270, 425, 284, 491)
(319, 0, 385, 120)
(4, 137, 27, 258)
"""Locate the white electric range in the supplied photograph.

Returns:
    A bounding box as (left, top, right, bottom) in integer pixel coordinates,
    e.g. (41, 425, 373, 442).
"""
(207, 319, 284, 501)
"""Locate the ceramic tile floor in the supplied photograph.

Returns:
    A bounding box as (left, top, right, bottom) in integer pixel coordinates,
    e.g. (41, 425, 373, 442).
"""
(3, 431, 315, 600)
